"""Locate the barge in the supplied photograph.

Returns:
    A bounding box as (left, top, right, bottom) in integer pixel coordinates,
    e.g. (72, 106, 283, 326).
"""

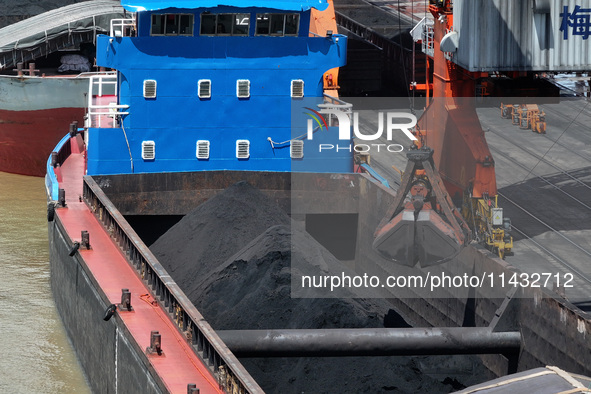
(45, 0, 361, 391)
(0, 0, 125, 176)
(45, 0, 591, 392)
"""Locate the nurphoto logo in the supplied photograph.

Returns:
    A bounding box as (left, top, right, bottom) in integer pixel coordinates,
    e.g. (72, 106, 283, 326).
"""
(304, 106, 418, 153)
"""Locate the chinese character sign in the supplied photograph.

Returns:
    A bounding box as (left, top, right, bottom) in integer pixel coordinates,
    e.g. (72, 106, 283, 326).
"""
(560, 5, 591, 39)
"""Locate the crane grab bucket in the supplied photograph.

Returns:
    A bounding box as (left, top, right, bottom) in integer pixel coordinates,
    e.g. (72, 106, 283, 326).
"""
(373, 147, 470, 267)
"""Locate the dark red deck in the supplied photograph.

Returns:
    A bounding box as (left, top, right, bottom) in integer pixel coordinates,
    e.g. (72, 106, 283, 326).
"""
(55, 147, 222, 394)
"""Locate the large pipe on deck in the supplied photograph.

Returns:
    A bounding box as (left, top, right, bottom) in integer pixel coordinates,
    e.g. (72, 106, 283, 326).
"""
(217, 328, 521, 357)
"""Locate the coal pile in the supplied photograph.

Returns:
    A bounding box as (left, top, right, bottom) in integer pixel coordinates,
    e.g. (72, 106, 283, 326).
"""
(150, 181, 466, 393)
(150, 181, 291, 293)
(187, 224, 390, 329)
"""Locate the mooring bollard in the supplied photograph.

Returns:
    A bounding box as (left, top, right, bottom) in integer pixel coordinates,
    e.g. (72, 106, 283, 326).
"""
(58, 188, 66, 207)
(120, 288, 132, 311)
(147, 331, 162, 355)
(81, 230, 90, 249)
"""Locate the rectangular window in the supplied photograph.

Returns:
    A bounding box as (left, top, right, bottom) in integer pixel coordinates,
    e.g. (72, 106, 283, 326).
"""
(256, 13, 299, 36)
(200, 14, 217, 35)
(201, 13, 250, 36)
(285, 14, 299, 35)
(256, 14, 270, 35)
(233, 14, 250, 35)
(236, 80, 250, 98)
(151, 13, 194, 36)
(217, 14, 233, 35)
(179, 14, 193, 35)
(165, 14, 179, 34)
(270, 14, 285, 36)
(151, 15, 165, 35)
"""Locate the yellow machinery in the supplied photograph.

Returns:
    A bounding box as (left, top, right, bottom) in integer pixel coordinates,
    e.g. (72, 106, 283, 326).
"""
(462, 193, 513, 259)
(530, 109, 546, 134)
(501, 103, 546, 134)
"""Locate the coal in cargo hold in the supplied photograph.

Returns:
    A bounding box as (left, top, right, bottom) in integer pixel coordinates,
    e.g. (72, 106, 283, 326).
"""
(151, 181, 488, 393)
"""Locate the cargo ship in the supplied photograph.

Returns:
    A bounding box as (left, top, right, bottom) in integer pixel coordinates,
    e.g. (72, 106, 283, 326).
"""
(44, 0, 367, 391)
(0, 0, 125, 176)
(0, 74, 88, 176)
(45, 0, 591, 392)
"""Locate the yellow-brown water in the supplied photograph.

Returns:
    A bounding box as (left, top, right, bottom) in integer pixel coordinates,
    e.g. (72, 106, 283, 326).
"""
(0, 171, 89, 393)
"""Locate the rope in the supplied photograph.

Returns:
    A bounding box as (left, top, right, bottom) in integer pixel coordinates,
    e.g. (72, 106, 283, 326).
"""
(267, 125, 321, 148)
(120, 121, 134, 173)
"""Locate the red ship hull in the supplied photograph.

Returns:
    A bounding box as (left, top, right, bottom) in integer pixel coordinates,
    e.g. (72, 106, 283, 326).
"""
(0, 107, 85, 176)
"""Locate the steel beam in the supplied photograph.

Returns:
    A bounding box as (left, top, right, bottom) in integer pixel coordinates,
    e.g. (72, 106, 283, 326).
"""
(217, 328, 521, 357)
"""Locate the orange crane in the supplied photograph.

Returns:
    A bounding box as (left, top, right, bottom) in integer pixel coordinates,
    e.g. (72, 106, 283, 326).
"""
(375, 0, 513, 263)
(310, 0, 341, 96)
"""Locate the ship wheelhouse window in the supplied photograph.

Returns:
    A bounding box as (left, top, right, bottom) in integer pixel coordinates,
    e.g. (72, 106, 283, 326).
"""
(200, 13, 250, 36)
(151, 13, 194, 36)
(256, 13, 299, 36)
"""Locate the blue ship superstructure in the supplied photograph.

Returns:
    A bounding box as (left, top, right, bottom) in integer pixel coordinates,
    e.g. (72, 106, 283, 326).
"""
(86, 0, 350, 175)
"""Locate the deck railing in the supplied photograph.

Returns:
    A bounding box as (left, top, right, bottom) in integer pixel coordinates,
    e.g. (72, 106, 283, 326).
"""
(45, 133, 73, 201)
(320, 93, 353, 126)
(86, 73, 129, 128)
(82, 175, 264, 394)
(110, 17, 136, 37)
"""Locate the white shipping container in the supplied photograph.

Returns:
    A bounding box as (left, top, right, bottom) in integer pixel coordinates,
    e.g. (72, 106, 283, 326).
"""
(450, 0, 591, 71)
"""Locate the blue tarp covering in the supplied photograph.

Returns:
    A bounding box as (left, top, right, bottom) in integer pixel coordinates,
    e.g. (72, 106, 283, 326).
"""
(121, 0, 328, 12)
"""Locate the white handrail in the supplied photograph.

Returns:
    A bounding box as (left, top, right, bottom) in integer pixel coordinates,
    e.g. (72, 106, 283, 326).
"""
(110, 18, 136, 37)
(87, 73, 128, 128)
(319, 94, 353, 127)
(74, 71, 116, 79)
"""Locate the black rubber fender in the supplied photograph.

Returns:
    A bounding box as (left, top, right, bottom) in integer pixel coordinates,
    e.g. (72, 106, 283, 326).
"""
(103, 304, 117, 321)
(47, 202, 55, 222)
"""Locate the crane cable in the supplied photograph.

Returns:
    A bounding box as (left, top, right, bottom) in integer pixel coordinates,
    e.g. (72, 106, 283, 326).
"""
(397, 0, 414, 115)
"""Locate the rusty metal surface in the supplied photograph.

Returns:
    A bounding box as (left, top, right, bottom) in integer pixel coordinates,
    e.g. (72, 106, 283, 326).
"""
(93, 171, 363, 216)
